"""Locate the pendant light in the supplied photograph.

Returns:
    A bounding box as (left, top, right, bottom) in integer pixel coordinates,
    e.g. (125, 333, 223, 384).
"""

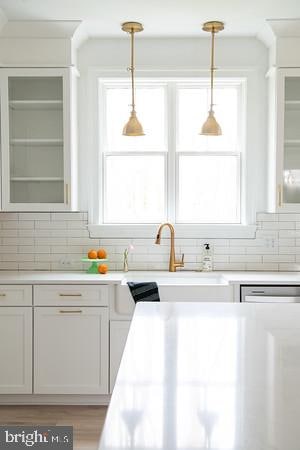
(122, 21, 145, 136)
(200, 21, 224, 136)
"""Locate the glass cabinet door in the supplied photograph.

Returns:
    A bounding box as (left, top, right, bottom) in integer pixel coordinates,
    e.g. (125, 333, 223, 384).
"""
(8, 75, 64, 205)
(282, 75, 300, 205)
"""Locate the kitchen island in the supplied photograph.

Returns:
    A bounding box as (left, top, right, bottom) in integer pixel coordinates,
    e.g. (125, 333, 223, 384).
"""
(99, 302, 300, 450)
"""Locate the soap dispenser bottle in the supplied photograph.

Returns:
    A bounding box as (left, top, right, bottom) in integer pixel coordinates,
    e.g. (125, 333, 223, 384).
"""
(202, 243, 213, 272)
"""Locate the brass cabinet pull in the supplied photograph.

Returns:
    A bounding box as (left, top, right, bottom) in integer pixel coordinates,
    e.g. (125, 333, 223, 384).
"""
(65, 183, 69, 205)
(59, 310, 82, 314)
(59, 293, 82, 297)
(278, 184, 283, 207)
(0, 293, 6, 297)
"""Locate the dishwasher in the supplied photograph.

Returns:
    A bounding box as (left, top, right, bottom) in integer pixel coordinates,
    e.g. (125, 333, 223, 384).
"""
(241, 285, 300, 303)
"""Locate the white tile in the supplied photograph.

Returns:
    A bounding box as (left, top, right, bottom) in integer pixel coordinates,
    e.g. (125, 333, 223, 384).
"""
(0, 262, 18, 270)
(263, 254, 295, 263)
(246, 263, 279, 271)
(35, 220, 67, 229)
(279, 263, 300, 271)
(1, 253, 34, 262)
(19, 262, 51, 270)
(279, 213, 300, 221)
(18, 229, 36, 237)
(67, 221, 88, 229)
(35, 237, 67, 246)
(50, 229, 70, 238)
(246, 246, 278, 254)
(51, 245, 83, 254)
(230, 255, 262, 263)
(279, 247, 300, 254)
(19, 213, 50, 221)
(255, 230, 278, 238)
(256, 212, 278, 222)
(229, 238, 263, 247)
(278, 238, 295, 246)
(148, 245, 170, 254)
(0, 246, 18, 253)
(0, 213, 19, 221)
(262, 222, 295, 230)
(279, 229, 300, 238)
(51, 212, 86, 221)
(213, 262, 246, 270)
(2, 221, 19, 229)
(0, 229, 18, 237)
(19, 245, 50, 254)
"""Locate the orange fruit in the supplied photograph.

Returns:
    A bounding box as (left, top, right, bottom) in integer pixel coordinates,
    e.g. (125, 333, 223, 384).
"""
(97, 248, 107, 259)
(88, 249, 98, 259)
(98, 264, 108, 274)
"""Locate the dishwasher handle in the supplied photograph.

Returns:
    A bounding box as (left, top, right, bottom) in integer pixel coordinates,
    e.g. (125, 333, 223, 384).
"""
(244, 295, 300, 303)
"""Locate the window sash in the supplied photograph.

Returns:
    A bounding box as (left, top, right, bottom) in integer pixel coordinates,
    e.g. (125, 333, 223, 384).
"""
(99, 78, 243, 225)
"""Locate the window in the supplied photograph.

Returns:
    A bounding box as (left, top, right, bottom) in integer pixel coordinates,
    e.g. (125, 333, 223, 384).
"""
(99, 79, 243, 225)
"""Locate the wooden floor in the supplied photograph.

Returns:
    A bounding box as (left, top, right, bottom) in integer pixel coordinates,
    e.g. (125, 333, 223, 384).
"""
(0, 405, 108, 450)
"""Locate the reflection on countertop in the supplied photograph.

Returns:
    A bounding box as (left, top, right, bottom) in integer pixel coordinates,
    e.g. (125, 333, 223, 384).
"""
(100, 302, 300, 450)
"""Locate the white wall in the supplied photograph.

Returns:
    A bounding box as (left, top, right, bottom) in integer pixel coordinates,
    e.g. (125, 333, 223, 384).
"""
(77, 37, 269, 224)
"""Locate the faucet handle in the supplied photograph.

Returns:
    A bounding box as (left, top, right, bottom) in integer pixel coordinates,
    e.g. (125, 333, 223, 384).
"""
(181, 253, 185, 264)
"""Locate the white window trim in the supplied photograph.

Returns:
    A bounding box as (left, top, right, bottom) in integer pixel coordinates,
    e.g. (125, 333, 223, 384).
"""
(86, 68, 259, 239)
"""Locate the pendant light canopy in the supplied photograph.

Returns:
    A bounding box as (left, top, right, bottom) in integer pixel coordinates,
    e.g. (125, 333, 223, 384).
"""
(122, 21, 145, 136)
(200, 21, 224, 136)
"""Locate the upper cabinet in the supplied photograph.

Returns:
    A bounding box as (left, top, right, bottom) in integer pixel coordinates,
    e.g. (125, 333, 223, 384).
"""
(0, 67, 78, 211)
(268, 68, 300, 212)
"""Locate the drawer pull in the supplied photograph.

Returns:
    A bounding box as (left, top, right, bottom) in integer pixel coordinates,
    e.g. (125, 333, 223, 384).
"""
(59, 293, 82, 297)
(59, 310, 82, 314)
(0, 293, 6, 297)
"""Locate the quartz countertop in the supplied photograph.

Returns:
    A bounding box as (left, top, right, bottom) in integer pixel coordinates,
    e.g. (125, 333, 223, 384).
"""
(0, 270, 299, 286)
(99, 301, 300, 450)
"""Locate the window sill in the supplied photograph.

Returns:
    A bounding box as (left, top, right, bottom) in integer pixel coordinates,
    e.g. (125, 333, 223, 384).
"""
(88, 223, 257, 239)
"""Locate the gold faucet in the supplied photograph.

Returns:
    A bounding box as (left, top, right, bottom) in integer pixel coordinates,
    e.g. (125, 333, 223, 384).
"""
(155, 222, 184, 272)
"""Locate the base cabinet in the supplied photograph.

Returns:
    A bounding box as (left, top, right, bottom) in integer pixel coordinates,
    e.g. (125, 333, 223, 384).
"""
(110, 321, 131, 392)
(0, 307, 32, 394)
(34, 306, 109, 394)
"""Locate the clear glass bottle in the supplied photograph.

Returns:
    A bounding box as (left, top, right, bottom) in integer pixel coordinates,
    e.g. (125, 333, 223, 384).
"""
(202, 243, 213, 272)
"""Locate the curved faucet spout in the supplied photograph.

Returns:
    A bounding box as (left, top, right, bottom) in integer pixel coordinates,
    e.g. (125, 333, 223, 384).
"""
(155, 222, 184, 272)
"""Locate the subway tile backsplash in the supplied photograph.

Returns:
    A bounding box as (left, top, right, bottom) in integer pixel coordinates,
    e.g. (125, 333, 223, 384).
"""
(0, 211, 300, 271)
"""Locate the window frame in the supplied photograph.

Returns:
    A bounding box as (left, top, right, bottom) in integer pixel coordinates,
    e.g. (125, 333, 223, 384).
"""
(87, 72, 257, 239)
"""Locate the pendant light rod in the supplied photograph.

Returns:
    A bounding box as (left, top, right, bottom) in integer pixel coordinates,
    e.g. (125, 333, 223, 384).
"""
(121, 21, 145, 136)
(210, 27, 215, 110)
(200, 20, 224, 136)
(130, 28, 135, 111)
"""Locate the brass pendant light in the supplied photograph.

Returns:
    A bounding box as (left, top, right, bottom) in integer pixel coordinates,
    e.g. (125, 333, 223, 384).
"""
(200, 21, 224, 136)
(122, 21, 145, 136)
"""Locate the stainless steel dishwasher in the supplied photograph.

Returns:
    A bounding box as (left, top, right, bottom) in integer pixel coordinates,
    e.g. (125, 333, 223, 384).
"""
(241, 285, 300, 303)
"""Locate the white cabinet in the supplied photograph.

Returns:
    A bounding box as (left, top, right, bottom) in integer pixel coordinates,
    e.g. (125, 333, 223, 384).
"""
(0, 67, 77, 211)
(0, 306, 32, 394)
(110, 321, 131, 392)
(268, 68, 300, 211)
(34, 306, 108, 394)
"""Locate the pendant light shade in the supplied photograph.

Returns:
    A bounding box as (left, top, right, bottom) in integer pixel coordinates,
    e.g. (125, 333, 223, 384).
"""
(200, 21, 224, 136)
(122, 21, 145, 136)
(122, 110, 144, 136)
(200, 110, 222, 136)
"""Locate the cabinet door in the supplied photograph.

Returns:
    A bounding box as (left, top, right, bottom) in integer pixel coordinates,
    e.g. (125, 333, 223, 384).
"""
(0, 307, 32, 394)
(110, 321, 131, 392)
(34, 307, 108, 394)
(0, 67, 76, 211)
(276, 68, 300, 211)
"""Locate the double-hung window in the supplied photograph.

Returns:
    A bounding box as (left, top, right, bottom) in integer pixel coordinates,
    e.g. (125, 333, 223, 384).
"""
(99, 78, 243, 225)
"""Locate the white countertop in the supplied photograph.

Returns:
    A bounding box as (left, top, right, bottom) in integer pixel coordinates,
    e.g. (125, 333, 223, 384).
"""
(0, 270, 299, 285)
(100, 302, 300, 450)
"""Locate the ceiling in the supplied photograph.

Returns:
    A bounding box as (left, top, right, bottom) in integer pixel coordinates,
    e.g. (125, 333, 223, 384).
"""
(0, 0, 300, 38)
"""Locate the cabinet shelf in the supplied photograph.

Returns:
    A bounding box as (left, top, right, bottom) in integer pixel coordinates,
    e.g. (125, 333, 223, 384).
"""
(11, 177, 64, 182)
(10, 139, 63, 146)
(284, 139, 300, 146)
(9, 100, 63, 110)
